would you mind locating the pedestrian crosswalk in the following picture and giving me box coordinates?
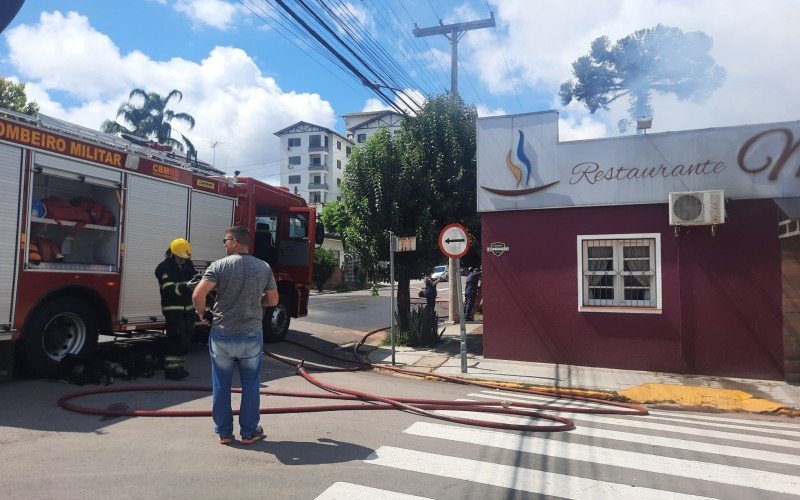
[314,389,800,499]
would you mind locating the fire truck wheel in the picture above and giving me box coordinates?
[23,297,98,377]
[264,297,290,343]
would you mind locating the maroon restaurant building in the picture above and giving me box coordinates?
[476,111,800,381]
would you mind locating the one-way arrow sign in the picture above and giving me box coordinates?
[438,223,470,259]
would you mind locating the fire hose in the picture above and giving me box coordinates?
[58,327,649,432]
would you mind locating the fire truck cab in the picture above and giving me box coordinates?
[0,109,318,378]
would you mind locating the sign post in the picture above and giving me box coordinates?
[389,234,416,365]
[438,223,471,373]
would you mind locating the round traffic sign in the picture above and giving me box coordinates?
[438,223,471,259]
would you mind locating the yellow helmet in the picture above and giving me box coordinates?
[169,238,191,259]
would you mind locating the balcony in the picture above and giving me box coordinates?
[308,144,330,152]
[308,163,328,172]
[308,182,329,190]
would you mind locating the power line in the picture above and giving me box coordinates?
[362,0,443,95]
[269,0,411,114]
[294,0,420,113]
[485,2,523,112]
[396,1,451,94]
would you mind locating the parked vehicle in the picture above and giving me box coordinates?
[431,265,448,282]
[0,109,322,378]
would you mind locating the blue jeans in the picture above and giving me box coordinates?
[209,330,264,439]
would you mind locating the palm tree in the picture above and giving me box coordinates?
[101,89,196,153]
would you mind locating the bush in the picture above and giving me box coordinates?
[393,305,441,347]
[313,247,338,292]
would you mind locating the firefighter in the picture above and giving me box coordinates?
[155,238,199,380]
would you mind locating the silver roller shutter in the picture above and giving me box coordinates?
[0,144,22,327]
[35,153,122,186]
[189,190,235,267]
[120,175,190,323]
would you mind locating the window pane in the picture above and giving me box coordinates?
[623,245,650,272]
[586,245,613,271]
[588,274,614,300]
[624,275,651,301]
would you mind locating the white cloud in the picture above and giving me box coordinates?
[466,0,800,135]
[173,0,246,31]
[475,104,506,117]
[3,11,335,181]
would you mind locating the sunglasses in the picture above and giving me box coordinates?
[222,237,236,244]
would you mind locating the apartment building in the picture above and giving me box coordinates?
[343,110,403,144]
[274,121,353,206]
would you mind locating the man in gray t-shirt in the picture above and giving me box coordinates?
[192,226,278,445]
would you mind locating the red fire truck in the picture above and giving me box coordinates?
[0,109,321,378]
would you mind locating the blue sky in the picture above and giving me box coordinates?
[2,1,799,182]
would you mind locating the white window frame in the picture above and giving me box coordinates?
[576,233,662,314]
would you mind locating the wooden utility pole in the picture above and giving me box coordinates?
[414,14,495,322]
[413,14,496,96]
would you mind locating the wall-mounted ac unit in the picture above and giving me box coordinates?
[668,190,725,226]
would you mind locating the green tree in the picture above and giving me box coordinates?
[0,78,39,115]
[312,247,338,292]
[101,89,196,152]
[559,24,726,132]
[341,93,478,331]
[319,200,349,237]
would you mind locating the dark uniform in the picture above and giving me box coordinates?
[424,277,439,310]
[464,267,482,321]
[155,252,198,379]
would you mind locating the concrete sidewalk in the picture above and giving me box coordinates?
[367,322,800,413]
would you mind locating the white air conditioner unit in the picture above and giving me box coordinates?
[669,190,725,226]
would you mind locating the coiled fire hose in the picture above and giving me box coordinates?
[58,327,648,431]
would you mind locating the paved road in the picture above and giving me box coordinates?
[0,287,797,499]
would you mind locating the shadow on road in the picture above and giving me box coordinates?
[243,437,374,465]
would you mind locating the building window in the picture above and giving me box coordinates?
[337,140,342,150]
[288,137,301,147]
[312,175,321,183]
[337,196,341,201]
[346,146,351,157]
[288,175,301,184]
[577,234,661,312]
[288,156,301,165]
[311,156,322,166]
[309,192,321,204]
[310,135,321,147]
[336,160,341,169]
[336,178,341,186]
[357,133,367,143]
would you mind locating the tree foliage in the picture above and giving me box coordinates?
[312,247,338,292]
[101,89,196,152]
[0,78,39,115]
[559,24,726,132]
[319,200,349,237]
[341,93,478,329]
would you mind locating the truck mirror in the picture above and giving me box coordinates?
[315,220,325,246]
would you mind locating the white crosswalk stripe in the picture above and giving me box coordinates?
[365,446,714,500]
[330,390,800,499]
[467,392,797,447]
[403,421,800,495]
[444,404,800,467]
[315,482,433,500]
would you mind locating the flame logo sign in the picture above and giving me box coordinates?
[482,129,558,196]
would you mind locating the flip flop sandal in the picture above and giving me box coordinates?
[218,435,234,445]
[241,427,265,445]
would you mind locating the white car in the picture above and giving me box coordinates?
[431,265,448,282]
